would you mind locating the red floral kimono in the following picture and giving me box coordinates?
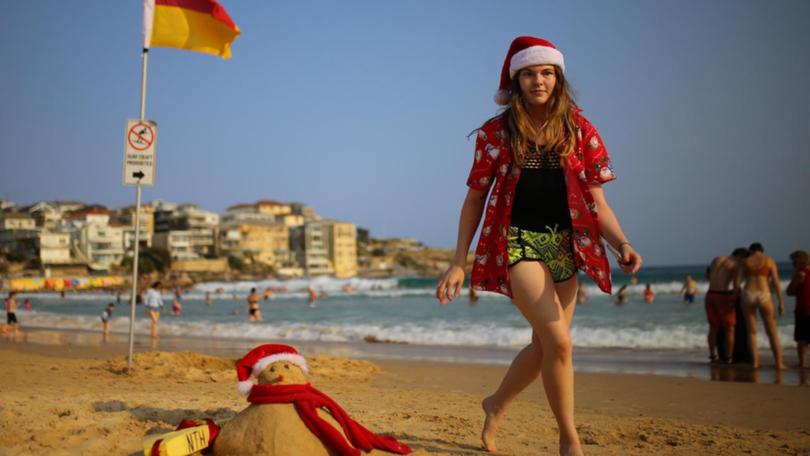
[467,109,616,297]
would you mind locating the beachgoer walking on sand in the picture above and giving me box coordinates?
[247,287,262,321]
[681,275,698,303]
[787,250,810,368]
[435,36,642,455]
[705,248,747,364]
[143,281,164,339]
[741,243,785,369]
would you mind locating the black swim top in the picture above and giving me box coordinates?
[510,145,572,232]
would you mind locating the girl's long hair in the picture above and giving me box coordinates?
[502,66,578,167]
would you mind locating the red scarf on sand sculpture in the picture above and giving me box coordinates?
[248,383,412,456]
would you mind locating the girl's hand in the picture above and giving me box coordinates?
[619,244,642,275]
[436,265,465,305]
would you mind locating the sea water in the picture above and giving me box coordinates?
[9,265,802,381]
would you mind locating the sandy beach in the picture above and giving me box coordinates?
[0,333,808,456]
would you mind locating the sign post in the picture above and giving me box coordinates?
[124,49,156,372]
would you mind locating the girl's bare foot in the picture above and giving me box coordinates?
[560,441,584,456]
[481,396,502,452]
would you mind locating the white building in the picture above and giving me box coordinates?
[62,209,125,270]
[0,213,37,231]
[153,204,218,258]
[79,223,125,269]
[152,230,197,260]
[37,232,71,264]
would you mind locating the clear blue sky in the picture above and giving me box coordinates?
[1,1,809,266]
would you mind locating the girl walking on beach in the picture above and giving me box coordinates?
[436,36,642,455]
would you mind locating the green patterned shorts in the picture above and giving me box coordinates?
[507,225,577,282]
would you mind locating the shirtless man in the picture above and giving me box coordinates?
[705,248,747,363]
[741,243,785,369]
[5,291,19,334]
[681,275,699,303]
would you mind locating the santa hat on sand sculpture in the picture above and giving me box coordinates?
[236,344,309,395]
[222,343,412,456]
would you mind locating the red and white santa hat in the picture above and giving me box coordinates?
[494,36,565,106]
[235,344,309,395]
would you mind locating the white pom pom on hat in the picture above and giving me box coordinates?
[493,36,565,105]
[235,344,309,395]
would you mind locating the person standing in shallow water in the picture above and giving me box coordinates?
[643,283,655,304]
[143,281,164,339]
[786,250,810,369]
[705,248,748,364]
[741,242,785,369]
[246,287,261,321]
[681,275,698,303]
[436,36,642,455]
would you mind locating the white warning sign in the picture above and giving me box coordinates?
[123,119,157,186]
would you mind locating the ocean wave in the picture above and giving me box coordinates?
[10,275,793,302]
[194,277,399,293]
[20,311,797,351]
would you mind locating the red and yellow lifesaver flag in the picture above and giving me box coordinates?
[143,0,240,59]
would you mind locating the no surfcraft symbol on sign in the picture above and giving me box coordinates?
[128,123,154,151]
[123,119,157,187]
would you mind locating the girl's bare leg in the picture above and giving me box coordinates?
[482,274,577,451]
[742,304,759,368]
[482,335,542,452]
[759,304,786,369]
[508,262,581,455]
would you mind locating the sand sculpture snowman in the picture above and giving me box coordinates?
[214,344,412,456]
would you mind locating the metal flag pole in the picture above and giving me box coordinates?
[127,48,149,372]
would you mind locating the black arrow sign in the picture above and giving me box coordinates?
[132,171,145,180]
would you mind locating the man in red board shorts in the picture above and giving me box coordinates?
[705,248,748,363]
